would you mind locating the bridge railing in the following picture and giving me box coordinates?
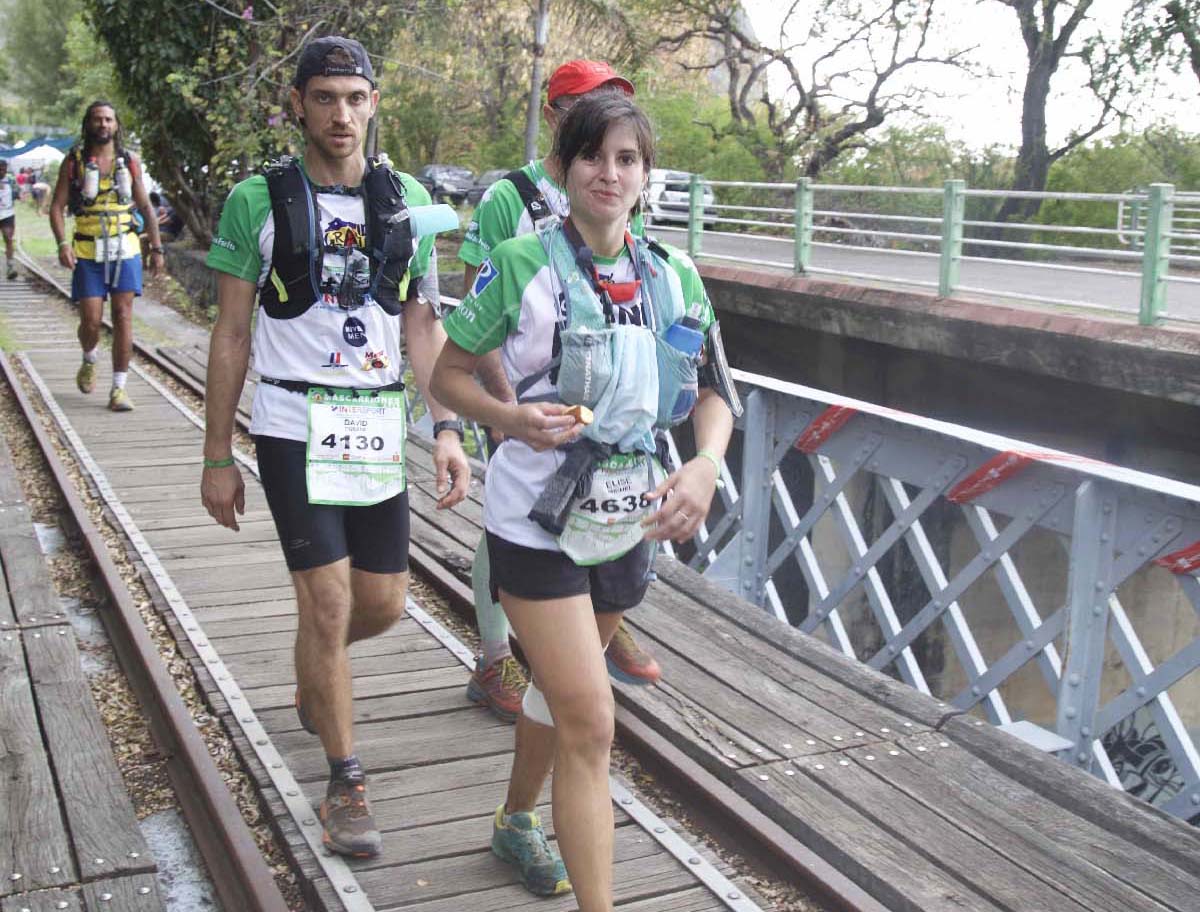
[405,356,1200,822]
[643,175,1197,327]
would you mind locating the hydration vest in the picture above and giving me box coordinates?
[505,168,556,229]
[260,156,414,320]
[517,219,699,456]
[66,145,137,241]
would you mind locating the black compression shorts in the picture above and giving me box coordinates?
[254,435,410,574]
[486,530,652,613]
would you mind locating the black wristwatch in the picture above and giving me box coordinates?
[433,419,465,441]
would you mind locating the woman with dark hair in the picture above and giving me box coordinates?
[432,93,737,910]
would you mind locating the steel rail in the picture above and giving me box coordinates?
[0,348,289,912]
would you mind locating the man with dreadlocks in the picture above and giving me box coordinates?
[50,100,163,412]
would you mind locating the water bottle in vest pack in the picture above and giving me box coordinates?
[82,157,100,204]
[114,157,132,204]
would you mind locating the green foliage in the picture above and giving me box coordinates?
[1035,126,1200,248]
[56,12,123,121]
[6,0,76,113]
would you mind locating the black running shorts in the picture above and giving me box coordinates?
[486,530,652,613]
[254,435,410,574]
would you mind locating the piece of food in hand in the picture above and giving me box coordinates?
[565,404,594,425]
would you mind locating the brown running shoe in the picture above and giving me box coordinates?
[466,654,527,722]
[605,620,661,685]
[320,778,382,858]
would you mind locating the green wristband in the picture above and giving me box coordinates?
[204,456,235,469]
[696,449,724,487]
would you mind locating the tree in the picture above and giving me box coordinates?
[84,0,409,244]
[5,0,76,115]
[1121,0,1200,89]
[988,0,1118,224]
[652,0,972,180]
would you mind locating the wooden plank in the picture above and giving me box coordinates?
[23,625,153,883]
[79,873,164,911]
[790,749,1097,912]
[0,525,62,626]
[212,614,427,652]
[0,633,76,895]
[159,546,286,573]
[634,579,926,743]
[150,521,280,549]
[744,757,1004,912]
[187,598,296,625]
[654,557,957,728]
[243,664,466,711]
[2,888,82,911]
[257,684,466,734]
[931,724,1200,907]
[225,641,459,690]
[939,718,1200,900]
[858,733,1191,912]
[170,562,293,593]
[372,841,698,912]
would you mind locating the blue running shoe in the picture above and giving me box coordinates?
[490,804,571,896]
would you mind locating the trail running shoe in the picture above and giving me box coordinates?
[466,654,527,722]
[605,620,661,686]
[320,778,382,858]
[295,688,317,735]
[491,804,571,896]
[108,388,134,412]
[76,361,96,394]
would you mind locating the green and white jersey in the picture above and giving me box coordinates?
[0,175,15,219]
[458,159,643,267]
[444,233,714,549]
[206,165,435,443]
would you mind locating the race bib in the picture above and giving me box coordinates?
[0,184,12,212]
[305,388,407,505]
[92,233,125,263]
[558,453,663,566]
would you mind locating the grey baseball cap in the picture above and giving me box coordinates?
[293,36,375,89]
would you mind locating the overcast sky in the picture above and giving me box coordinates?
[741,0,1200,150]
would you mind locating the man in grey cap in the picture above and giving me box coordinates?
[201,36,469,858]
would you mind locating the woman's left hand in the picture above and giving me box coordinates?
[640,456,720,542]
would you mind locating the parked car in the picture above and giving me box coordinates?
[467,169,509,206]
[414,164,475,205]
[645,169,717,228]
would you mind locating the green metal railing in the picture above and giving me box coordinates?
[644,176,1193,327]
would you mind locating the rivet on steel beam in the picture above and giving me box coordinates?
[839,760,849,766]
[57,903,70,910]
[1136,686,1146,697]
[1069,674,1081,687]
[785,769,795,776]
[974,721,984,727]
[971,687,980,696]
[138,887,151,895]
[832,735,843,742]
[1100,534,1110,543]
[51,865,62,872]
[864,755,875,761]
[1065,708,1077,719]
[745,532,755,542]
[654,826,666,833]
[917,746,928,752]
[815,764,826,770]
[806,739,816,746]
[99,894,112,902]
[1025,640,1034,650]
[743,556,754,566]
[880,727,891,734]
[94,858,104,865]
[688,857,701,865]
[903,722,913,728]
[303,818,316,826]
[621,797,633,805]
[782,742,792,749]
[127,853,138,859]
[58,629,66,635]
[242,716,254,723]
[286,789,299,797]
[889,750,900,756]
[1081,727,1091,737]
[728,891,742,900]
[753,747,763,754]
[939,741,949,748]
[10,872,21,881]
[887,645,896,655]
[1077,752,1088,763]
[344,885,358,893]
[1191,794,1200,806]
[1092,606,1104,617]
[758,774,769,781]
[256,739,267,746]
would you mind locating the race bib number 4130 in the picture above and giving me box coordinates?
[305,388,407,505]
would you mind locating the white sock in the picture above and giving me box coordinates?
[112,372,127,390]
[83,348,99,364]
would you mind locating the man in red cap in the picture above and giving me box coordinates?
[458,62,662,728]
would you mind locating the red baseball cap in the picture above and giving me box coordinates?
[547,60,634,104]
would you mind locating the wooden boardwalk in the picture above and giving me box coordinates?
[3,270,1200,911]
[0,282,163,912]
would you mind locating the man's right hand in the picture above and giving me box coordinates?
[501,402,585,452]
[201,464,245,531]
[57,245,76,269]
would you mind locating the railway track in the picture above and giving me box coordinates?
[7,246,881,912]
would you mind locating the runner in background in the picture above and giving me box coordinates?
[0,159,16,280]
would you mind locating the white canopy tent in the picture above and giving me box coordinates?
[2,144,66,170]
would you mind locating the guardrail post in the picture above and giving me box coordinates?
[687,173,703,259]
[736,388,775,608]
[794,177,813,275]
[1056,479,1117,774]
[939,179,966,297]
[1138,182,1174,326]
